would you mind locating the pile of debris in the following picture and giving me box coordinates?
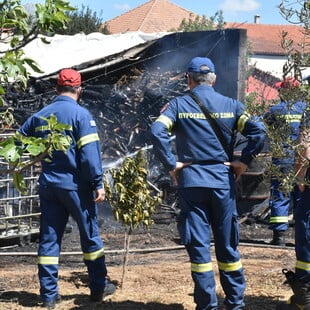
[4,67,187,163]
[4,65,271,218]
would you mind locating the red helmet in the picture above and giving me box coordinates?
[274,77,300,89]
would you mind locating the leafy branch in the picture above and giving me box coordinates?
[0,114,72,194]
[172,11,225,32]
[0,0,75,107]
[0,1,76,193]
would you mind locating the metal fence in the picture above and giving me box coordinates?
[0,135,271,247]
[0,134,40,246]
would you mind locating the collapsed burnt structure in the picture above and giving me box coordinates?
[0,29,271,245]
[11,29,248,158]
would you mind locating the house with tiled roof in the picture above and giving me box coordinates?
[225,21,310,100]
[103,0,309,101]
[103,0,195,34]
[225,22,310,78]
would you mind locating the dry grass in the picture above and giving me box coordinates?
[0,245,295,309]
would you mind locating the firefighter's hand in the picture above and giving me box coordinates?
[94,188,106,202]
[169,161,191,186]
[224,160,248,181]
[298,184,306,192]
[296,177,306,192]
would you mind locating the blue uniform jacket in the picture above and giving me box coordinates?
[18,95,103,191]
[151,85,266,189]
[264,100,306,166]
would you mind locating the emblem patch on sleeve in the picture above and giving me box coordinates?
[90,120,96,127]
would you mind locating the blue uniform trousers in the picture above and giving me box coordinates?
[294,186,310,283]
[177,187,245,310]
[269,166,301,232]
[38,185,107,302]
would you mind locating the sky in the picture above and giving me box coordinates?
[23,0,297,25]
[61,0,293,25]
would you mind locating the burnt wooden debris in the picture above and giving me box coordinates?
[1,67,187,224]
[3,67,187,161]
[1,65,272,225]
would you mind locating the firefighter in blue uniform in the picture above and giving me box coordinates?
[17,68,115,308]
[264,77,306,246]
[276,106,310,309]
[151,57,266,310]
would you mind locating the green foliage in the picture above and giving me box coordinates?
[33,0,75,35]
[278,0,309,85]
[245,85,309,194]
[0,50,43,95]
[104,149,162,287]
[104,150,162,230]
[56,4,105,35]
[0,0,75,107]
[0,0,29,36]
[244,91,274,116]
[100,23,111,35]
[279,0,310,27]
[173,10,225,32]
[244,1,310,195]
[0,108,15,129]
[0,115,72,194]
[0,1,75,193]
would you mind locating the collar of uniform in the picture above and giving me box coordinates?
[191,84,214,94]
[55,95,78,104]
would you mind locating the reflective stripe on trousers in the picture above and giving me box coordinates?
[38,185,107,301]
[178,187,245,310]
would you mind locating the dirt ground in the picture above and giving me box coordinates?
[0,215,297,310]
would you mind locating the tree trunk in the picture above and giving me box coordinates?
[120,226,133,288]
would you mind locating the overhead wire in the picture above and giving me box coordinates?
[12,29,227,105]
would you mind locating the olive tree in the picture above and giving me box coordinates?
[277,0,310,190]
[56,4,108,35]
[173,10,225,32]
[245,0,309,193]
[104,149,162,287]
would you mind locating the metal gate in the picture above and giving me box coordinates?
[0,134,40,247]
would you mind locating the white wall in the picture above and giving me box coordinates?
[249,55,310,79]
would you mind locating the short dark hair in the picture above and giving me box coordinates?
[56,84,80,94]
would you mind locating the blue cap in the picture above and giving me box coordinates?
[187,57,215,74]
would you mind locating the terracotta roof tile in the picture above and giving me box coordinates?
[104,0,195,34]
[101,0,310,102]
[104,1,309,57]
[225,23,309,55]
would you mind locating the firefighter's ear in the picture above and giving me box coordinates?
[77,86,83,96]
[211,74,217,86]
[187,74,194,89]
